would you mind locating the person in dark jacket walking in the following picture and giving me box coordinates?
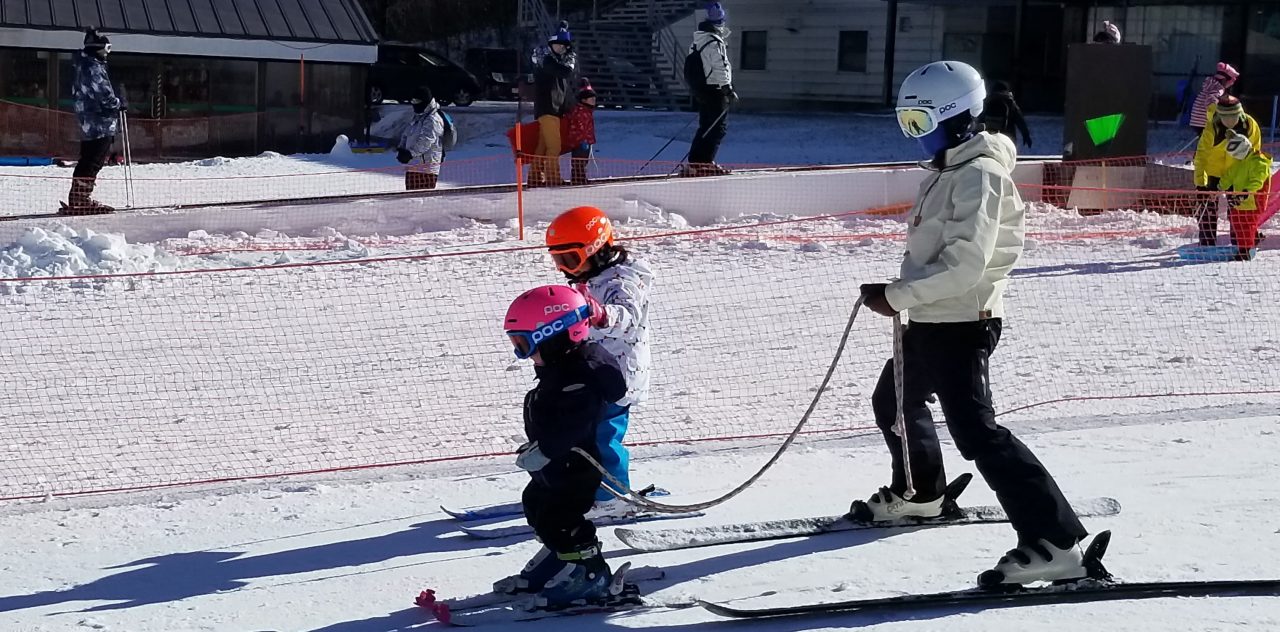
[494,285,628,608]
[529,22,578,187]
[685,3,735,177]
[64,28,122,215]
[979,81,1032,149]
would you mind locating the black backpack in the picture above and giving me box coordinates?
[683,40,716,90]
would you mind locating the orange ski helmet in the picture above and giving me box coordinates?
[545,206,614,276]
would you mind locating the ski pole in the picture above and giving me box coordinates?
[122,110,135,208]
[634,116,696,176]
[127,111,135,207]
[667,101,732,177]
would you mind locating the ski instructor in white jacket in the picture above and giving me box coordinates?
[854,61,1089,588]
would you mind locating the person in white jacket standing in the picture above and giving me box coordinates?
[545,206,654,513]
[855,61,1088,588]
[684,2,736,177]
[396,88,444,190]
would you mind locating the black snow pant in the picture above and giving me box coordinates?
[1196,176,1222,246]
[570,145,591,185]
[523,459,601,554]
[688,90,729,165]
[69,135,115,202]
[871,320,1087,548]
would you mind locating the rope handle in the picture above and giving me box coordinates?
[892,312,914,500]
[570,295,867,514]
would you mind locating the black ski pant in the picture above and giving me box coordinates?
[523,459,600,555]
[73,136,115,180]
[689,90,729,165]
[871,320,1087,548]
[1196,176,1222,246]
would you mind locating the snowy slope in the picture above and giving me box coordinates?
[0,211,1277,630]
[0,108,1276,632]
[1,413,1276,631]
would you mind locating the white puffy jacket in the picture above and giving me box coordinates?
[583,254,654,406]
[692,29,732,88]
[884,132,1025,323]
[399,101,444,175]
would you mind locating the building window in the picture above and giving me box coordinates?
[740,31,767,71]
[0,49,51,105]
[838,31,869,72]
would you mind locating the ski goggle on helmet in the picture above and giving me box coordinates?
[895,61,986,139]
[546,206,614,277]
[504,285,592,359]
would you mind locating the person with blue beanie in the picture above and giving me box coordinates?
[684,3,736,177]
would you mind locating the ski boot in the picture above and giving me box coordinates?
[588,498,637,520]
[61,179,115,216]
[589,484,662,519]
[977,536,1091,588]
[492,545,566,595]
[535,541,612,609]
[59,199,115,216]
[848,474,970,523]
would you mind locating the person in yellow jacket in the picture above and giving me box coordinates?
[1217,133,1275,260]
[1193,95,1261,245]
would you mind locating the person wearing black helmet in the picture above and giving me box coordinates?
[980,81,1033,149]
[396,87,446,190]
[529,22,578,187]
[64,28,122,215]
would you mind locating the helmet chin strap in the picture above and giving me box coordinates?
[918,116,976,161]
[917,127,952,157]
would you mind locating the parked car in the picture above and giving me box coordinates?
[465,48,532,101]
[367,44,482,106]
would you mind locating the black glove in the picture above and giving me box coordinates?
[860,283,898,317]
[723,85,739,103]
[1023,137,1033,149]
[396,148,412,164]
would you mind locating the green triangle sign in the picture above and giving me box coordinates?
[1085,113,1125,146]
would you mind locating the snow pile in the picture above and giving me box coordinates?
[0,225,181,281]
[330,134,354,158]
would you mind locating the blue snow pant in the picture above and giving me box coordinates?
[594,403,631,502]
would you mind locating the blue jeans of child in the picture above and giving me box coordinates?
[595,403,631,502]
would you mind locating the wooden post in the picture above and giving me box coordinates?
[883,0,899,106]
[298,54,306,153]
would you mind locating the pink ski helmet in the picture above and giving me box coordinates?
[504,285,592,359]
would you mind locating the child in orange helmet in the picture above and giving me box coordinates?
[545,206,655,513]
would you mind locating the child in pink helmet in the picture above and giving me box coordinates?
[495,285,628,608]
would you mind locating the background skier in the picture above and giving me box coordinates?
[528,22,578,187]
[396,87,445,190]
[1193,95,1261,247]
[65,27,122,215]
[979,81,1032,149]
[1189,62,1239,138]
[685,2,735,177]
